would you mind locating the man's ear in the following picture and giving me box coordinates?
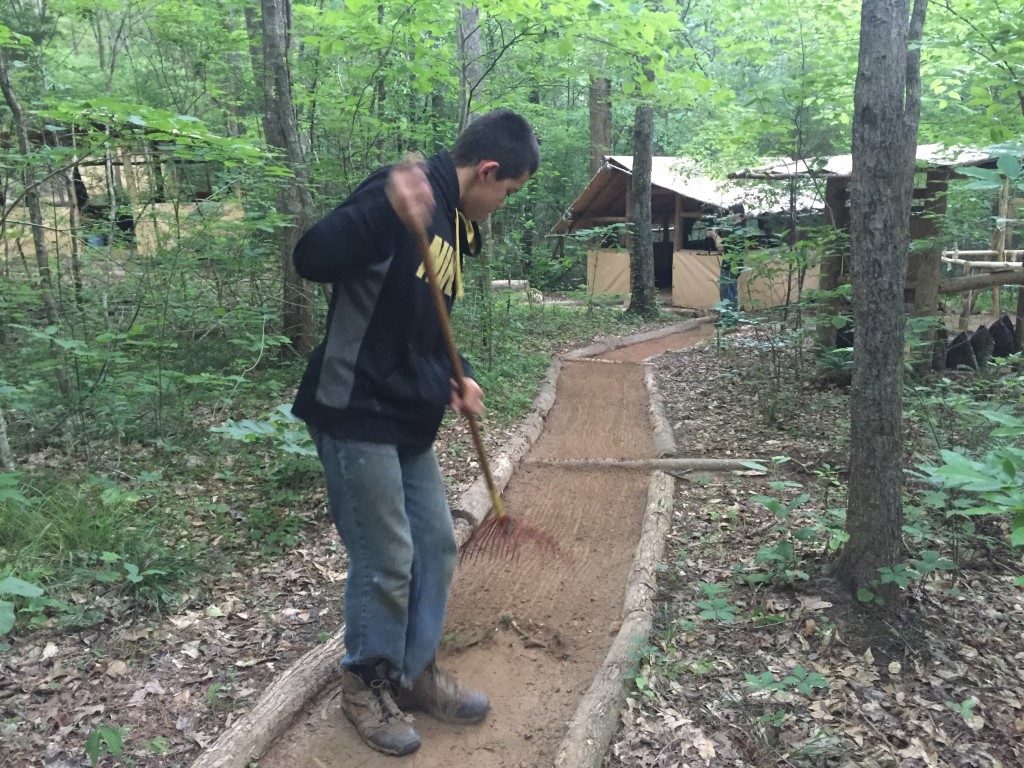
[477,160,500,179]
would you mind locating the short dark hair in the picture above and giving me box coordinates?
[452,109,540,180]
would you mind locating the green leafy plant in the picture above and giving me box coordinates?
[957,150,1023,193]
[244,507,304,555]
[878,563,916,589]
[746,665,829,696]
[145,736,170,755]
[747,482,814,584]
[945,697,983,729]
[857,548,957,605]
[213,404,318,458]
[0,576,44,635]
[918,410,1024,548]
[696,581,737,622]
[1,476,195,622]
[85,725,126,767]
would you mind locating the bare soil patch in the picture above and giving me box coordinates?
[529,360,656,461]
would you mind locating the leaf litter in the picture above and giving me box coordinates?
[607,330,1024,768]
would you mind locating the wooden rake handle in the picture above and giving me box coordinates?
[409,224,507,519]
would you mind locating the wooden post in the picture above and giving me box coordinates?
[908,169,948,312]
[959,271,973,331]
[673,194,684,250]
[993,179,1010,316]
[623,184,632,250]
[908,169,950,370]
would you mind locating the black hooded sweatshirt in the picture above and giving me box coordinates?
[291,150,479,448]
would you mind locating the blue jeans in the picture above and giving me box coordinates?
[314,433,457,687]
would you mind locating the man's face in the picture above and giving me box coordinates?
[461,164,530,220]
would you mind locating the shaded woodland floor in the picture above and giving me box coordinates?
[607,329,1024,768]
[5,317,1023,768]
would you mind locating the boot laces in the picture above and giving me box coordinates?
[370,679,405,723]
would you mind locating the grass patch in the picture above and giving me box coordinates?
[0,471,199,627]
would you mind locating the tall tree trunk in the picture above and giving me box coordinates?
[588,77,612,177]
[457,6,483,131]
[838,0,927,602]
[626,103,657,318]
[64,167,85,309]
[0,48,71,398]
[255,0,316,355]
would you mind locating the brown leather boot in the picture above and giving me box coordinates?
[396,663,490,725]
[340,668,421,755]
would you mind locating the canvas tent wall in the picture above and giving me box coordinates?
[561,155,821,309]
[588,248,819,310]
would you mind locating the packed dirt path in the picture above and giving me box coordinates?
[259,326,709,768]
[599,324,715,363]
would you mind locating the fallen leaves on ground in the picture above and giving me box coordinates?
[607,330,1024,768]
[0,405,507,767]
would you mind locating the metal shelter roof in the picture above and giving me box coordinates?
[729,144,997,180]
[552,155,822,235]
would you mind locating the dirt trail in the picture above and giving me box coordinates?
[259,328,707,768]
[599,325,715,363]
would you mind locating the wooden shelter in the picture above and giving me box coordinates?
[552,156,822,310]
[730,144,1007,323]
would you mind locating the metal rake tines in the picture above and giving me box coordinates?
[459,515,562,563]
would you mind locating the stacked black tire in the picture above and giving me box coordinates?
[935,315,1021,371]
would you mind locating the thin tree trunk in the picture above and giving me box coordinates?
[0,48,72,398]
[457,6,483,131]
[63,168,84,309]
[0,404,12,470]
[371,3,387,158]
[589,77,612,177]
[838,0,927,602]
[518,90,541,278]
[92,12,107,74]
[626,103,656,318]
[303,0,326,149]
[255,0,316,355]
[457,2,492,331]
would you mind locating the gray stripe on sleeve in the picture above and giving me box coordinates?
[315,257,391,409]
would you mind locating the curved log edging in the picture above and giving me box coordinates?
[644,361,677,457]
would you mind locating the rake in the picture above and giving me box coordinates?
[409,222,558,562]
